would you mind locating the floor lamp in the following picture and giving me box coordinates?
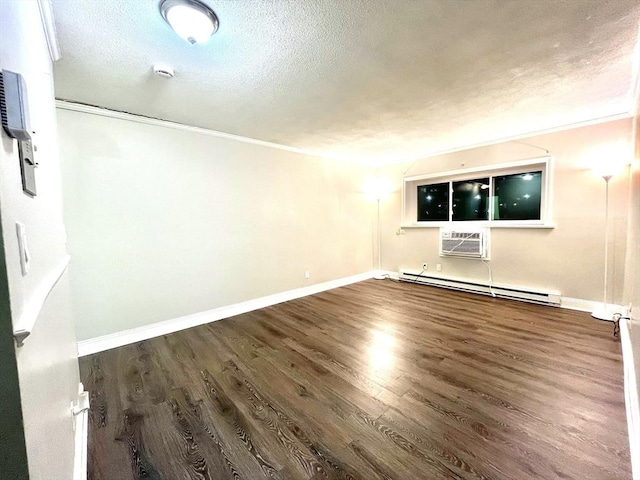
[591,172,614,321]
[591,160,624,322]
[366,177,391,281]
[373,196,385,280]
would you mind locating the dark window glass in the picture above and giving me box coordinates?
[493,171,542,220]
[417,183,449,221]
[452,178,489,221]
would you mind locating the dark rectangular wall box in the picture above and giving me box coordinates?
[0,70,31,141]
[0,70,37,196]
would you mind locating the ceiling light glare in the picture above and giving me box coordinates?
[160,0,219,45]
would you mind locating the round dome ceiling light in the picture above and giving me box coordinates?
[160,0,219,45]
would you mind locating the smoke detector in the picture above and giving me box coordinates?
[153,63,174,79]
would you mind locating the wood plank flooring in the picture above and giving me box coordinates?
[80,280,631,479]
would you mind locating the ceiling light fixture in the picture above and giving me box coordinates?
[160,0,219,45]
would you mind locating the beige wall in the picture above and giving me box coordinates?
[57,109,374,341]
[378,118,633,304]
[0,1,80,478]
[626,100,640,319]
[58,113,634,344]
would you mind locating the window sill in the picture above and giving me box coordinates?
[400,222,556,229]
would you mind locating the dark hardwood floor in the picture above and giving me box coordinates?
[80,280,631,479]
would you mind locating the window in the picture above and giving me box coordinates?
[493,171,541,221]
[402,157,551,228]
[417,182,448,221]
[452,177,490,221]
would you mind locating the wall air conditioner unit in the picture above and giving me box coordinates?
[439,228,488,259]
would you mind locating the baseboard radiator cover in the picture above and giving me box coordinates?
[398,270,561,306]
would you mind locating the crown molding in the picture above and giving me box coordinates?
[37,0,61,62]
[54,100,355,163]
[56,100,633,168]
[383,111,634,169]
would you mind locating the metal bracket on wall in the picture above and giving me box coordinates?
[18,139,37,196]
[12,255,70,347]
[13,329,30,348]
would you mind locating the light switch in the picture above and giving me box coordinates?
[16,222,30,275]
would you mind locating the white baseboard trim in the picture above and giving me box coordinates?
[76,270,624,356]
[378,270,400,280]
[560,297,627,316]
[558,297,598,312]
[72,383,89,480]
[77,271,375,356]
[620,319,640,480]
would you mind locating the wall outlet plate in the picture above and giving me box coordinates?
[18,140,36,196]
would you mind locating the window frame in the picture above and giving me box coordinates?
[402,156,553,229]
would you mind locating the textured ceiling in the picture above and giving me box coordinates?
[51,0,640,163]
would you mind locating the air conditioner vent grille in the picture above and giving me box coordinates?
[442,239,482,255]
[449,232,480,240]
[0,71,7,132]
[439,228,488,259]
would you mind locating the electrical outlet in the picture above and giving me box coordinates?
[396,228,406,235]
[436,263,442,272]
[422,262,428,270]
[304,271,310,279]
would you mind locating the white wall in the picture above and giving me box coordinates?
[0,1,80,478]
[378,118,633,304]
[626,94,640,319]
[622,81,640,480]
[57,109,374,341]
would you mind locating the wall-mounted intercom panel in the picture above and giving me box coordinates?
[0,69,37,196]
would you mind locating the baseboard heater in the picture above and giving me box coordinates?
[399,271,561,306]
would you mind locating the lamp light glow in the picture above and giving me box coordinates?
[160,0,219,44]
[363,176,393,201]
[591,161,626,180]
[587,142,631,180]
[368,326,396,374]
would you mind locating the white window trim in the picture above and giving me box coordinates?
[402,156,554,228]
